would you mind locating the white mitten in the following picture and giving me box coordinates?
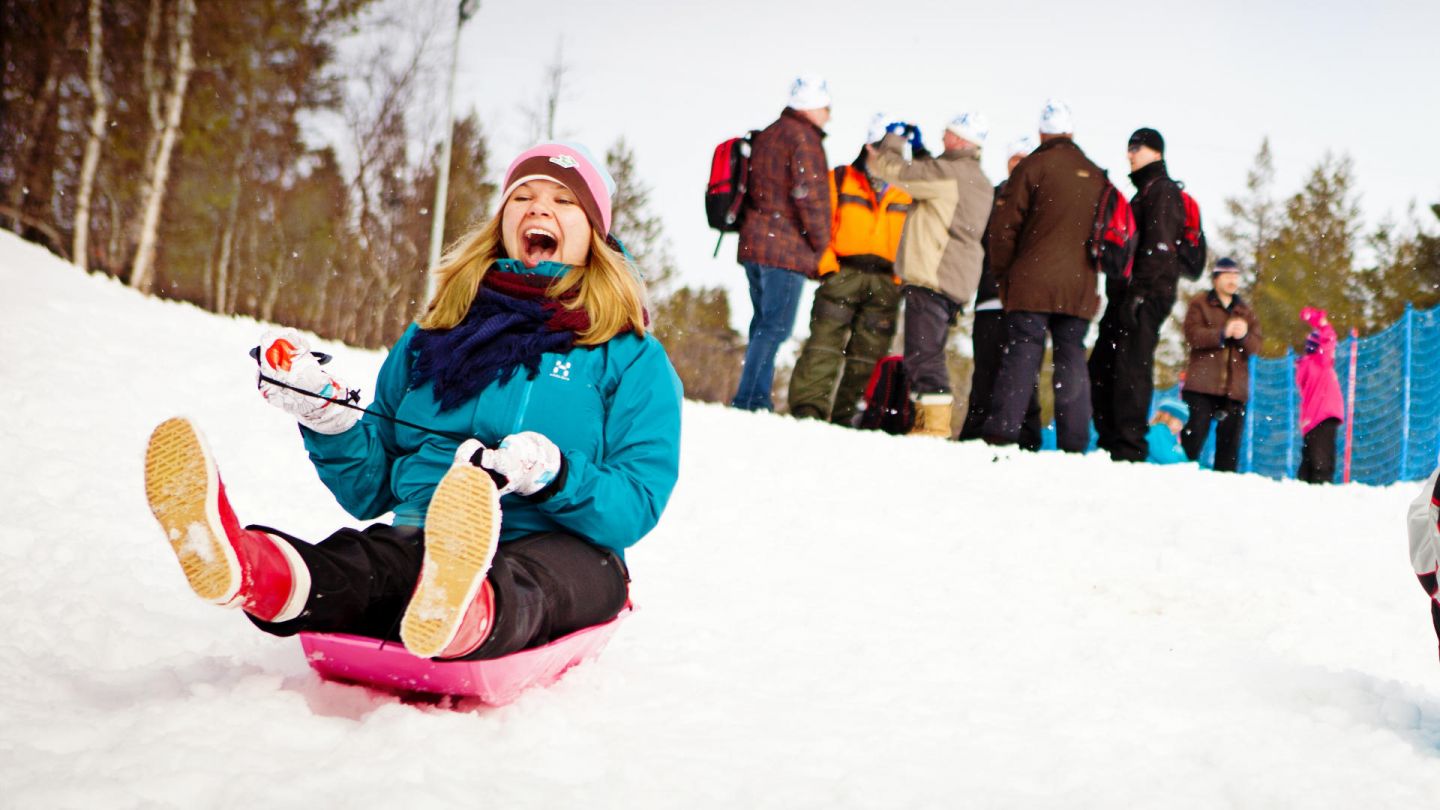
[459,432,563,497]
[255,328,360,435]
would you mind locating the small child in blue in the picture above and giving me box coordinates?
[1146,398,1190,465]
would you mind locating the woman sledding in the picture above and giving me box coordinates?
[144,142,682,661]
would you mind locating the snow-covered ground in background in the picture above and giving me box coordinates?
[2,230,1439,808]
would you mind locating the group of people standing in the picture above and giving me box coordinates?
[727,75,1345,482]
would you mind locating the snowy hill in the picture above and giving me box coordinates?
[2,230,1438,808]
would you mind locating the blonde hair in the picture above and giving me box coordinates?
[420,218,647,345]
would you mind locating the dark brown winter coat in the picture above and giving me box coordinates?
[1181,290,1264,401]
[984,136,1107,319]
[738,108,831,277]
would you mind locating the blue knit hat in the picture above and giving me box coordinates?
[1156,398,1190,423]
[1213,257,1241,275]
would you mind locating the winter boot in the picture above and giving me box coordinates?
[399,454,501,659]
[144,417,311,623]
[909,393,954,439]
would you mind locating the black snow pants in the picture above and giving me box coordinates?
[984,311,1092,452]
[1180,391,1246,472]
[959,309,1041,449]
[1298,417,1341,484]
[1090,285,1168,463]
[248,524,629,660]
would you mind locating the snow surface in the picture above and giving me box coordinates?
[2,230,1439,808]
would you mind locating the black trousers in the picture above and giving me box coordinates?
[1181,391,1246,472]
[1090,288,1168,462]
[983,311,1092,452]
[249,524,629,660]
[1298,417,1341,484]
[903,286,961,395]
[959,309,1041,450]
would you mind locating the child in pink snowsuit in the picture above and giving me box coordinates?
[1295,306,1344,483]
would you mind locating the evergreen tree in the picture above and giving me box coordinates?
[1366,203,1440,323]
[605,137,674,291]
[1418,204,1440,304]
[0,1,84,257]
[1219,137,1279,293]
[601,136,742,401]
[437,113,496,247]
[651,287,744,403]
[1250,153,1364,355]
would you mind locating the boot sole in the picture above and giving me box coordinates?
[400,464,501,658]
[144,417,241,605]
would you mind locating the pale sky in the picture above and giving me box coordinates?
[439,0,1439,320]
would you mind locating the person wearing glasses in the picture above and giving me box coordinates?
[1090,127,1187,464]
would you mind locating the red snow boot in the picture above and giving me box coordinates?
[144,417,311,623]
[400,456,501,659]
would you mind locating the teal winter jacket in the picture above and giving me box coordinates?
[300,286,682,556]
[1145,422,1188,465]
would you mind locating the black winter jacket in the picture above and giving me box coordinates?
[974,182,1005,307]
[1128,160,1186,302]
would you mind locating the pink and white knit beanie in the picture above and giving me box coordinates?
[501,141,616,235]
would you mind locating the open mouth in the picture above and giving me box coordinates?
[519,228,559,267]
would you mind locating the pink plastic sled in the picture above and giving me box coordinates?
[299,609,629,705]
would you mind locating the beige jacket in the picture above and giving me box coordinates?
[867,133,992,305]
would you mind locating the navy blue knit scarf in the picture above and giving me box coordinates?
[409,260,585,412]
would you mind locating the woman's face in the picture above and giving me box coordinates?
[501,179,592,268]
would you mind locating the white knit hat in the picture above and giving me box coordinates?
[946,111,989,146]
[866,113,891,145]
[787,74,831,111]
[1038,98,1074,134]
[1006,135,1038,158]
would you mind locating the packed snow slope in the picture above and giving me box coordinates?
[2,230,1439,809]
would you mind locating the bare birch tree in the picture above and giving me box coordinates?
[130,0,196,293]
[72,0,107,271]
[326,0,447,344]
[209,92,255,313]
[128,0,164,248]
[521,41,569,143]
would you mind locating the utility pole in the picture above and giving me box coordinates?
[426,0,480,306]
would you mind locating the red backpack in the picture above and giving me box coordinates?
[855,355,914,434]
[1088,179,1138,280]
[705,132,758,255]
[1176,185,1207,279]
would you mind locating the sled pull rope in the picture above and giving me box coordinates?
[249,348,479,446]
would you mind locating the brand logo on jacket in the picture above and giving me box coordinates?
[550,359,571,381]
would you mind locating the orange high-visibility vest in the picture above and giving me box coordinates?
[818,165,912,277]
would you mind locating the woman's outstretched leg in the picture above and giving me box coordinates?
[144,417,310,623]
[399,452,501,659]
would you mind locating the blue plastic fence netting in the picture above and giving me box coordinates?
[1153,303,1440,485]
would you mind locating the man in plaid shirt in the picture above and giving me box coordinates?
[732,74,832,412]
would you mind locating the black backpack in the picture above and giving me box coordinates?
[1138,176,1207,280]
[855,355,914,434]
